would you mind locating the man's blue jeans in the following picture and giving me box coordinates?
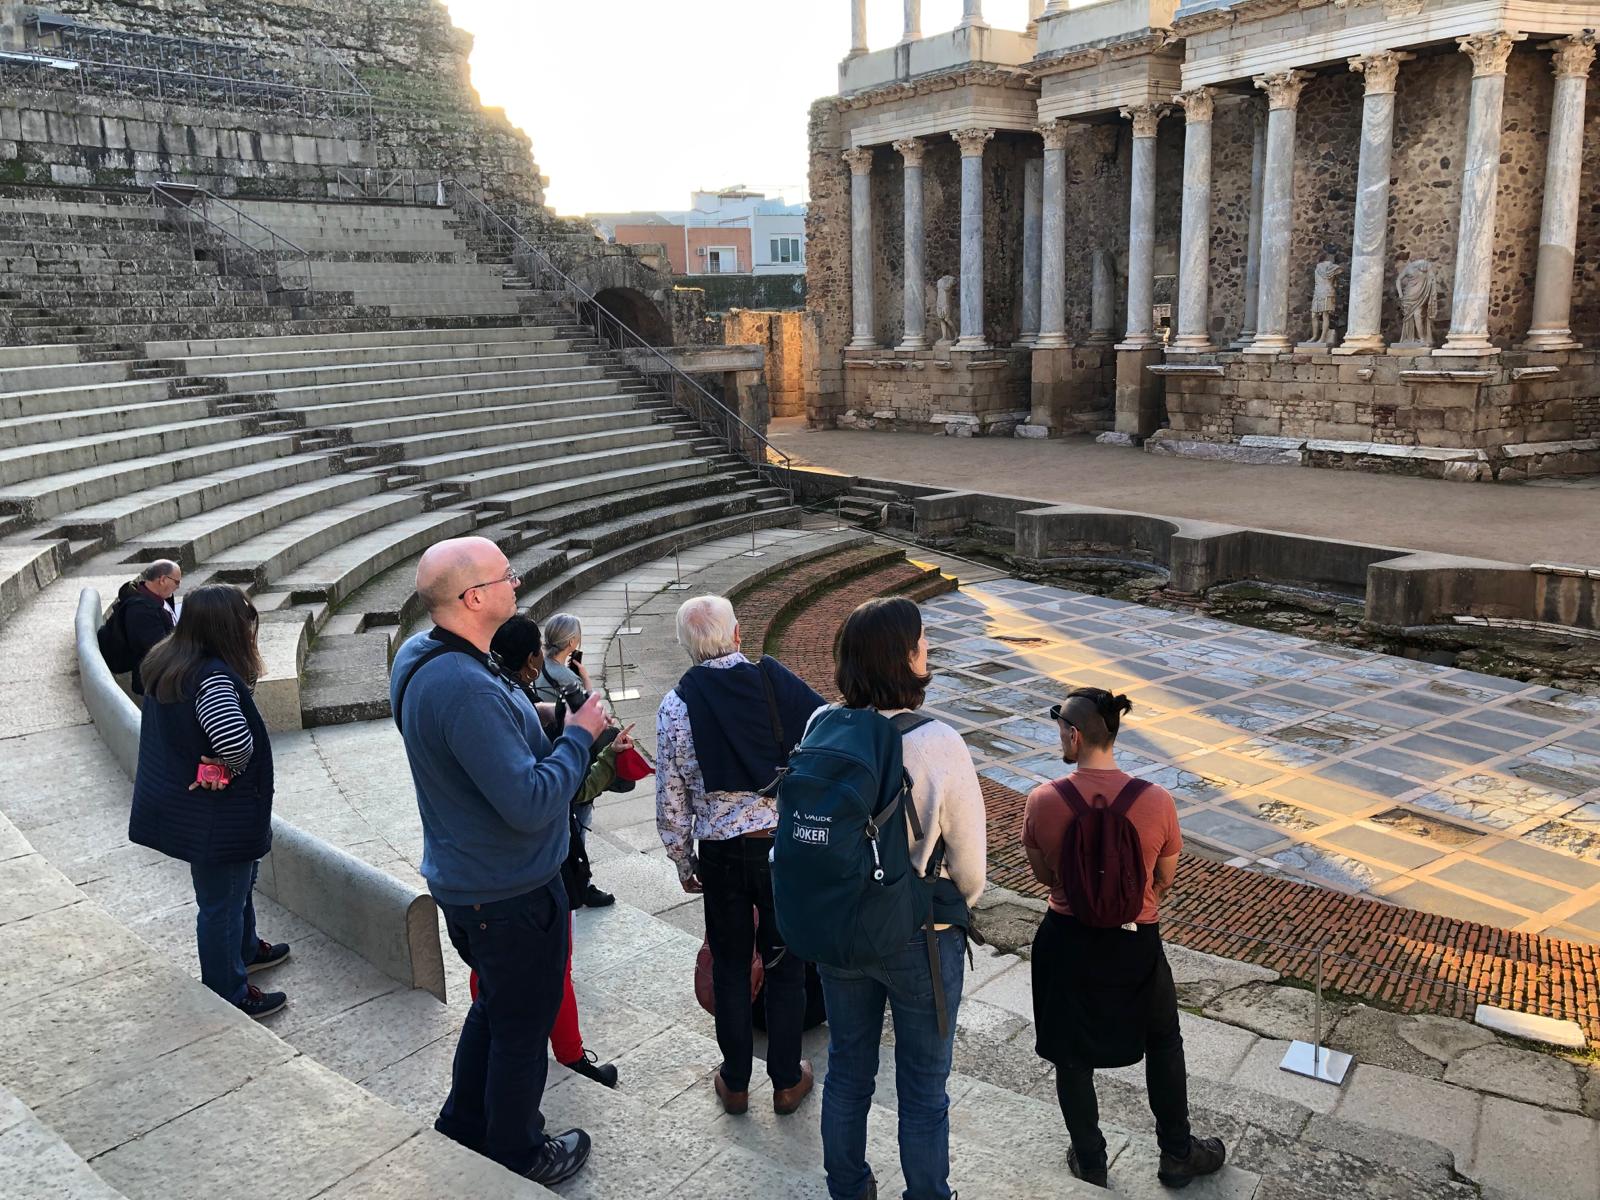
[189,858,259,1005]
[435,880,569,1175]
[819,926,967,1200]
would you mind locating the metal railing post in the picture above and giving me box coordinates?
[667,547,691,592]
[608,629,640,702]
[619,582,641,637]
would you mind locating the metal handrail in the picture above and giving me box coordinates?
[437,177,794,504]
[149,182,314,302]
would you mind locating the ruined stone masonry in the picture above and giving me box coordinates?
[807,0,1600,481]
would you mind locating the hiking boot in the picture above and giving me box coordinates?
[1068,1147,1109,1188]
[562,1049,619,1089]
[524,1128,591,1187]
[247,938,290,973]
[236,985,286,1019]
[580,883,615,908]
[773,1060,814,1115]
[1157,1136,1226,1189]
[714,1071,749,1115]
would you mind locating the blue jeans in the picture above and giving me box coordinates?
[435,880,569,1175]
[190,859,259,1005]
[819,926,967,1200]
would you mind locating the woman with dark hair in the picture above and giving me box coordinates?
[487,614,623,1088]
[128,584,288,1019]
[817,596,986,1200]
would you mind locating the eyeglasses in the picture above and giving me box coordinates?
[1048,705,1079,736]
[458,565,522,602]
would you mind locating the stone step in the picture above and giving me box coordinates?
[324,392,640,445]
[126,472,389,568]
[0,377,174,420]
[475,458,715,523]
[144,323,543,359]
[232,361,608,410]
[279,377,628,430]
[0,356,132,395]
[0,394,222,450]
[0,413,258,487]
[0,1080,131,1199]
[0,537,67,627]
[402,422,680,483]
[163,331,567,376]
[299,630,396,727]
[349,408,653,465]
[204,492,430,589]
[0,344,80,370]
[208,348,598,395]
[434,441,705,505]
[273,506,478,607]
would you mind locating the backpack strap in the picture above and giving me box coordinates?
[1051,777,1092,818]
[888,710,953,1038]
[391,644,453,735]
[756,658,789,765]
[1110,778,1152,816]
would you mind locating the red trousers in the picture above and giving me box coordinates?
[468,912,583,1064]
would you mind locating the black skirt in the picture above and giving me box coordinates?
[1031,910,1169,1070]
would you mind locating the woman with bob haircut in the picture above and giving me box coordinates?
[815,595,986,1200]
[128,583,289,1019]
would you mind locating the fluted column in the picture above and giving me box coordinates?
[1171,87,1215,352]
[1018,157,1043,346]
[1117,104,1165,349]
[902,0,922,42]
[1441,33,1522,355]
[844,147,877,350]
[958,0,988,29]
[1036,120,1070,349]
[849,0,869,58]
[1236,103,1266,345]
[1338,51,1409,354]
[894,138,928,351]
[1522,33,1596,351]
[1246,70,1310,354]
[952,127,994,350]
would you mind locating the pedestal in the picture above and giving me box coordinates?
[1114,346,1166,439]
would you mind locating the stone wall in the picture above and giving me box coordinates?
[841,349,1032,435]
[725,309,805,419]
[804,98,850,425]
[1064,123,1131,341]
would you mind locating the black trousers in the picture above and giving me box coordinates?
[699,835,805,1092]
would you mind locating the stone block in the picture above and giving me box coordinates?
[1331,1063,1480,1169]
[1444,1043,1584,1111]
[1468,1096,1600,1200]
[1396,1014,1497,1066]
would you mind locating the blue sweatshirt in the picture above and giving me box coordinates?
[391,629,595,906]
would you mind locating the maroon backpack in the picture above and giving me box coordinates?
[1053,777,1151,928]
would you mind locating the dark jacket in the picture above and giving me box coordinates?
[676,655,824,794]
[129,657,274,864]
[116,580,175,697]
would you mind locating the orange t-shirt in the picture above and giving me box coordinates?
[1021,768,1182,925]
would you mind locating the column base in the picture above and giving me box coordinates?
[1519,329,1582,352]
[1013,335,1039,350]
[1435,336,1500,358]
[1333,336,1385,355]
[846,337,880,351]
[1168,337,1217,354]
[1114,336,1161,352]
[1085,331,1115,347]
[1294,340,1339,353]
[896,336,929,352]
[952,336,990,351]
[1387,341,1435,355]
[1242,334,1292,356]
[1032,332,1070,350]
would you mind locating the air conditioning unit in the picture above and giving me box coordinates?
[695,247,706,256]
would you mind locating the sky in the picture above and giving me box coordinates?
[440,0,1036,217]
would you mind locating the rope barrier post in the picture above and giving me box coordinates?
[742,518,765,559]
[831,494,847,532]
[666,546,691,591]
[607,629,640,702]
[1280,937,1352,1086]
[618,581,641,637]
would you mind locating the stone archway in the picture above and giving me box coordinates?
[592,286,672,346]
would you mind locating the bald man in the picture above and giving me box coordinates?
[391,536,607,1186]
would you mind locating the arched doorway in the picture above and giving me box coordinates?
[592,287,672,346]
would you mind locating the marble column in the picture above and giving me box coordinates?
[894,138,928,351]
[1171,87,1215,352]
[1018,157,1043,346]
[1117,104,1165,349]
[1236,103,1266,345]
[844,146,877,350]
[1036,120,1071,349]
[1246,70,1310,354]
[902,0,921,42]
[958,0,988,29]
[848,0,869,58]
[1441,32,1522,355]
[1338,51,1409,354]
[952,127,994,350]
[1522,33,1596,351]
[1027,0,1046,33]
[1089,248,1115,343]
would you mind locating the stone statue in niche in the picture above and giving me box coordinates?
[932,275,958,346]
[1394,252,1442,348]
[1307,252,1344,346]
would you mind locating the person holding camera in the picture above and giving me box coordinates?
[392,537,608,1187]
[128,583,290,1020]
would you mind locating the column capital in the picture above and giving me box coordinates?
[952,127,995,157]
[1036,119,1071,151]
[892,137,926,167]
[1120,103,1168,137]
[1549,32,1597,79]
[842,146,874,176]
[1254,69,1312,110]
[1458,31,1524,78]
[1175,87,1214,123]
[1348,50,1413,94]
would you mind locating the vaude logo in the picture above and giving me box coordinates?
[792,824,829,846]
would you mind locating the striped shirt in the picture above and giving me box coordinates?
[195,673,254,773]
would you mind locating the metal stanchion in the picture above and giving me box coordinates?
[741,519,765,559]
[666,546,691,591]
[618,581,641,636]
[1280,939,1353,1085]
[830,494,848,532]
[606,630,640,702]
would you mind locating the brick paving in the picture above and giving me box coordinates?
[772,576,1600,1038]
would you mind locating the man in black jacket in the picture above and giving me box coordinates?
[117,560,181,695]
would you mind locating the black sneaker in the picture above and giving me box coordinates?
[524,1128,591,1186]
[248,938,290,973]
[1068,1147,1109,1188]
[1157,1136,1226,1189]
[562,1049,619,1088]
[237,984,286,1019]
[581,883,615,908]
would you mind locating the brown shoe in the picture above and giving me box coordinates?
[773,1060,814,1116]
[714,1071,749,1115]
